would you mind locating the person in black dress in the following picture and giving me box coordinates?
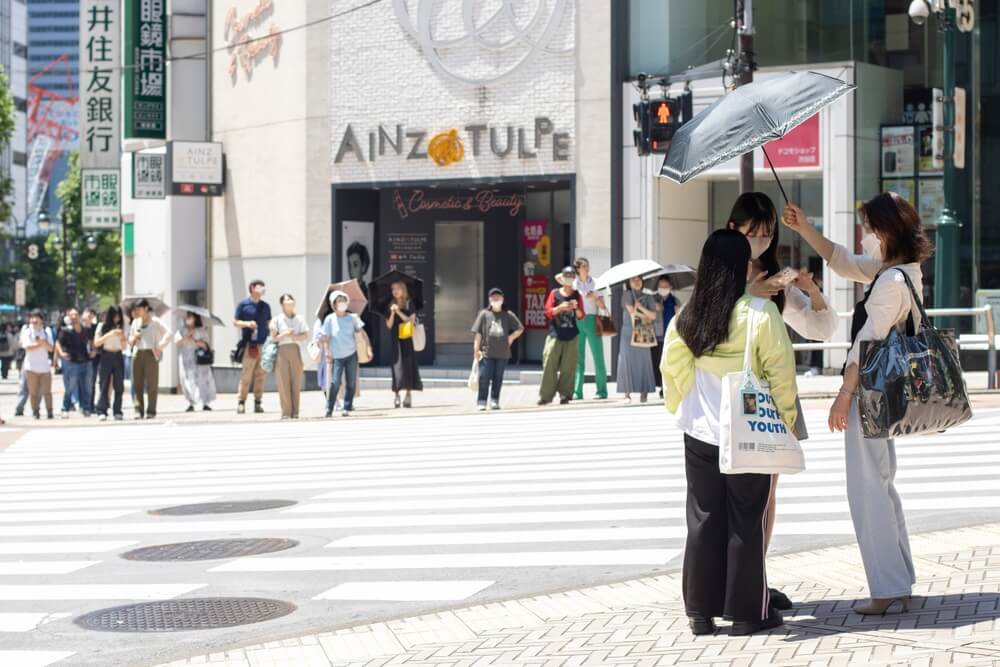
[385,280,423,407]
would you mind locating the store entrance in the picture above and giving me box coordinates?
[434,221,483,364]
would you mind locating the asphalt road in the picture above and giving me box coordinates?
[1,403,999,667]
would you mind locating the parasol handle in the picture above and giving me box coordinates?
[761,147,789,204]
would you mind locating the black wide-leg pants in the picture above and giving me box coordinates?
[682,433,773,622]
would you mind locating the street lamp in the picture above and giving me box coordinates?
[37,210,50,233]
[908,0,962,314]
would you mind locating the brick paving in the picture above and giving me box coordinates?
[156,523,1000,667]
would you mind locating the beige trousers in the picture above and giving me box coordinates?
[26,370,52,415]
[275,344,303,418]
[238,348,265,401]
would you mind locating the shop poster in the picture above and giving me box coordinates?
[880,126,915,178]
[522,275,549,330]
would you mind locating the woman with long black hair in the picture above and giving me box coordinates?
[661,229,798,636]
[93,306,127,421]
[725,191,839,610]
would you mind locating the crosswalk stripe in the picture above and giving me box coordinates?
[0,497,218,512]
[313,581,495,602]
[0,561,99,576]
[0,509,138,523]
[287,492,683,513]
[210,549,682,572]
[0,651,75,667]
[0,541,137,555]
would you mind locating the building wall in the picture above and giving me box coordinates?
[11,0,27,226]
[330,0,576,186]
[209,0,331,360]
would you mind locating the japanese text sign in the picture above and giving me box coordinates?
[79,0,121,169]
[124,0,167,139]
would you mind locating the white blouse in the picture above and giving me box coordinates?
[828,244,923,367]
[782,284,839,342]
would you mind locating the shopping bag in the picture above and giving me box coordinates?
[858,269,972,439]
[398,321,414,340]
[260,338,279,373]
[630,316,657,348]
[467,359,480,391]
[355,327,373,364]
[306,340,322,363]
[413,321,427,352]
[595,308,617,337]
[719,298,805,475]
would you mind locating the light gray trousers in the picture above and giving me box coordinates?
[845,401,916,598]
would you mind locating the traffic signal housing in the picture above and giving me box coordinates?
[633,93,689,156]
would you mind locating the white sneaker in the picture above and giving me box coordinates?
[490,401,500,410]
[477,404,487,412]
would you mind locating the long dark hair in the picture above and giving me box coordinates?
[185,312,204,328]
[676,229,751,357]
[727,192,785,312]
[102,305,124,332]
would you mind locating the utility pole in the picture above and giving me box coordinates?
[934,3,960,316]
[735,0,755,194]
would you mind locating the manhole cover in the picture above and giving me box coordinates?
[74,597,296,632]
[121,538,299,562]
[149,500,297,516]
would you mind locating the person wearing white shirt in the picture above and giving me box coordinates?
[571,258,608,400]
[127,299,172,419]
[20,310,54,419]
[783,192,932,616]
[269,294,309,419]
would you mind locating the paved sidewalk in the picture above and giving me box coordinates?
[155,523,1000,667]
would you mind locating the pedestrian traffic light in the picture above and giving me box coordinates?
[633,96,686,156]
[648,98,680,154]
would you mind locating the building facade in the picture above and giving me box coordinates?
[26,0,79,231]
[1,0,27,229]
[618,0,1000,369]
[209,0,613,370]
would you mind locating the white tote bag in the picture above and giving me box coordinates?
[467,359,480,391]
[719,298,805,475]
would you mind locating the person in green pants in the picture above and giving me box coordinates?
[572,258,608,400]
[538,266,585,405]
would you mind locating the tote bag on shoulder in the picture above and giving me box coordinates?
[719,298,805,475]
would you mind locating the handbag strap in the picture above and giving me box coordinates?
[742,298,767,372]
[892,268,927,337]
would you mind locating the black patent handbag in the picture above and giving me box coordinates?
[858,269,972,439]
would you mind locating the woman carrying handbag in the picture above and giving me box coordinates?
[617,275,657,403]
[783,192,933,615]
[661,230,798,636]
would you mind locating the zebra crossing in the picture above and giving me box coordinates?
[0,405,997,666]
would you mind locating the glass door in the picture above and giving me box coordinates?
[434,221,483,360]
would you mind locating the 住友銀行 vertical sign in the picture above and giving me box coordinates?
[79,0,121,169]
[124,0,167,139]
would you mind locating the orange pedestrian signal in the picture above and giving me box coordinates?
[656,102,671,125]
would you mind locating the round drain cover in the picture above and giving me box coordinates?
[75,597,296,632]
[122,538,299,562]
[149,500,297,516]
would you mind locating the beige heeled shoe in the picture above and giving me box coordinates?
[853,596,911,615]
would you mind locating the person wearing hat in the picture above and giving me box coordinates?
[471,288,525,411]
[539,266,586,405]
[322,290,364,417]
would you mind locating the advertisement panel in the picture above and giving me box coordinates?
[522,275,549,330]
[124,0,167,139]
[79,0,121,169]
[81,168,121,230]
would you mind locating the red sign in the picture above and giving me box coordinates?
[522,219,546,248]
[522,275,549,330]
[764,113,820,169]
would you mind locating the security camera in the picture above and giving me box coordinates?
[908,0,931,26]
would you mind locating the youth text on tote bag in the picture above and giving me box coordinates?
[719,298,805,475]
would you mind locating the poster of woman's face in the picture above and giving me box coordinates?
[342,221,374,286]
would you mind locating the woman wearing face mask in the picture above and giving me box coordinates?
[661,229,797,636]
[725,191,839,611]
[651,276,681,397]
[269,294,310,420]
[386,281,422,408]
[174,311,216,413]
[471,288,525,411]
[617,275,658,403]
[322,290,365,418]
[783,192,932,615]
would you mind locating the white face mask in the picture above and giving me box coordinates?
[335,301,348,314]
[748,237,770,260]
[490,300,503,311]
[861,232,883,260]
[657,287,671,297]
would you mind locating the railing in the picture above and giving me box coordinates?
[790,304,996,390]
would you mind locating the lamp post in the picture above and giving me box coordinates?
[908,0,962,314]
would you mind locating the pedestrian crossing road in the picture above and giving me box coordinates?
[1,405,998,666]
